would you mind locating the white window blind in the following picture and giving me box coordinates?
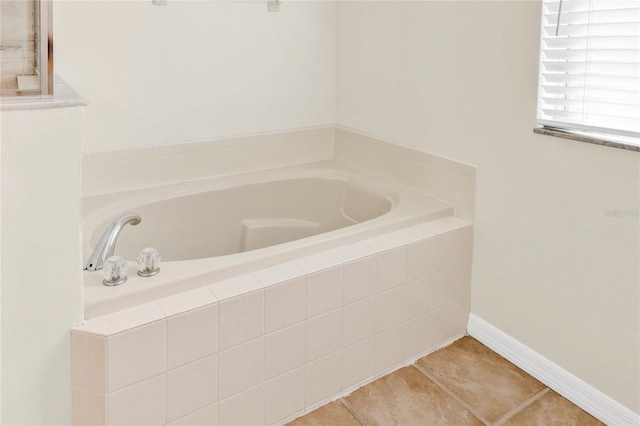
[537,0,640,141]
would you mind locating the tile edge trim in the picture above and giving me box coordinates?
[467,313,640,426]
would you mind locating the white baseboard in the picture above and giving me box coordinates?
[467,313,639,426]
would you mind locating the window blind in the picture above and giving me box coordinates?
[537,0,640,140]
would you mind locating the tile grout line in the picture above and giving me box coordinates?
[412,364,492,426]
[493,387,551,426]
[339,397,368,426]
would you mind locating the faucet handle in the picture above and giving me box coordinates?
[137,247,161,277]
[103,255,128,286]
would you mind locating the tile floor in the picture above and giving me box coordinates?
[287,336,604,426]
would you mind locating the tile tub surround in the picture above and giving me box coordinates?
[82,126,476,221]
[71,216,473,426]
[82,127,336,197]
[333,126,476,221]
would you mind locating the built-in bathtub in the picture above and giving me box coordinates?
[74,155,474,426]
[82,163,453,318]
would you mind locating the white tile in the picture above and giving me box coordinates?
[342,255,379,305]
[106,374,165,426]
[107,320,166,392]
[210,273,263,301]
[166,355,218,422]
[421,216,472,235]
[294,251,342,274]
[253,262,304,287]
[218,384,264,426]
[71,332,88,390]
[329,242,375,263]
[167,304,218,370]
[87,334,107,394]
[306,267,343,318]
[391,224,436,244]
[218,290,264,350]
[306,309,342,362]
[264,277,305,333]
[72,318,111,336]
[363,234,405,252]
[374,323,409,375]
[342,337,375,392]
[405,262,472,319]
[100,301,165,335]
[408,226,473,280]
[405,314,435,360]
[405,298,469,359]
[159,287,218,317]
[168,403,217,426]
[265,323,305,380]
[375,285,410,332]
[434,225,474,267]
[72,388,106,426]
[376,245,408,292]
[342,298,376,347]
[264,368,305,426]
[304,352,342,409]
[407,237,439,281]
[218,337,264,400]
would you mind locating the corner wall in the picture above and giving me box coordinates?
[1,106,84,425]
[336,0,640,414]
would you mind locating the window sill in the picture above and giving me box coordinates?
[534,127,639,153]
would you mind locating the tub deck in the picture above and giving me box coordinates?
[82,162,453,318]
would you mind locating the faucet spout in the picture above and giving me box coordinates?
[84,213,142,271]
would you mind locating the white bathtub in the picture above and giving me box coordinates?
[82,163,453,318]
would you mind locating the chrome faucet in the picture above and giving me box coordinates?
[84,213,141,271]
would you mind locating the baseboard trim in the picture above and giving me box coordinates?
[467,313,639,426]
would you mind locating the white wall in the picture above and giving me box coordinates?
[337,0,640,414]
[1,106,84,425]
[55,0,336,153]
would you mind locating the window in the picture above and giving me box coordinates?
[536,0,640,148]
[0,0,53,97]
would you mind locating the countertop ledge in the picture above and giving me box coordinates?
[1,75,88,111]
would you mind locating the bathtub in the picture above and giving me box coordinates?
[82,163,453,318]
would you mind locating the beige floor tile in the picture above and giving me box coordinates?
[287,401,361,426]
[416,336,546,423]
[345,366,482,426]
[503,390,605,426]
